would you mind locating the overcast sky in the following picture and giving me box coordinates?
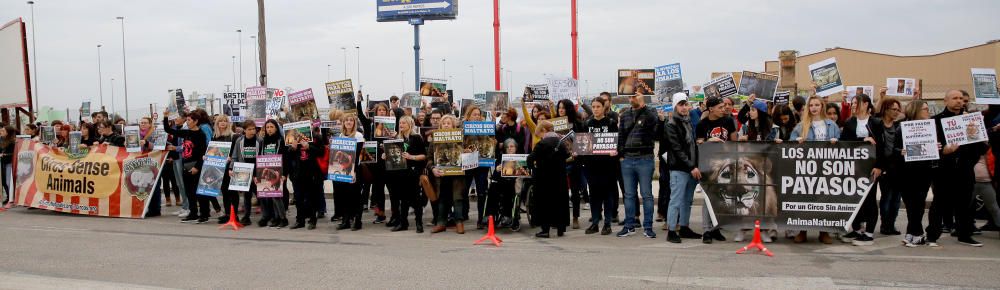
[2,0,999,116]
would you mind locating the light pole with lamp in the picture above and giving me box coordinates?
[27,1,39,117]
[97,44,104,111]
[115,16,129,122]
[237,29,243,89]
[340,47,347,79]
[355,46,360,89]
[469,65,475,94]
[250,34,259,85]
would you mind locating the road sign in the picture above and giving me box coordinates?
[376,0,458,22]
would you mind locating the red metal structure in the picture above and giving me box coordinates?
[571,0,578,80]
[493,0,501,90]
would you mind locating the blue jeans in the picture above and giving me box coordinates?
[878,172,902,230]
[668,170,697,230]
[621,156,655,229]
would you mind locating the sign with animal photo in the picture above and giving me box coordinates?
[288,88,320,126]
[360,141,378,164]
[223,92,247,122]
[901,119,939,162]
[525,84,549,101]
[254,154,284,198]
[485,91,509,112]
[886,78,916,97]
[325,79,357,113]
[617,69,655,96]
[736,71,779,101]
[196,156,228,197]
[572,132,618,155]
[168,88,186,118]
[229,162,254,192]
[124,126,141,153]
[703,73,738,99]
[373,116,397,139]
[328,137,358,183]
[654,63,683,104]
[206,141,232,158]
[282,121,313,145]
[699,142,874,232]
[382,139,407,171]
[463,121,496,167]
[400,91,422,108]
[845,86,874,103]
[808,57,844,97]
[432,128,464,176]
[500,154,530,177]
[971,68,999,104]
[246,86,268,127]
[940,112,988,146]
[419,78,448,98]
[12,140,169,218]
[152,126,168,151]
[550,116,571,134]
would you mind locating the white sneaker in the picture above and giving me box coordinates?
[734,230,747,242]
[176,209,190,217]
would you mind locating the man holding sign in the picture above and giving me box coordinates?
[930,90,989,247]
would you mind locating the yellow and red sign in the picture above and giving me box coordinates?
[13,139,167,218]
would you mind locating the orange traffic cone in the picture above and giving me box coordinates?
[474,215,503,247]
[736,220,773,257]
[219,205,243,231]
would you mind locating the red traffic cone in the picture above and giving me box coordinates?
[219,205,243,231]
[736,220,773,257]
[474,215,503,247]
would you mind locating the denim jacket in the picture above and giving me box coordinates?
[789,119,841,141]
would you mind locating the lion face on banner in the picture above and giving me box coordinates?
[705,156,776,217]
[17,151,35,184]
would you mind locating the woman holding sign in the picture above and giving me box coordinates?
[162,109,212,224]
[462,106,492,230]
[789,96,841,244]
[527,120,570,238]
[557,99,588,230]
[386,116,428,233]
[839,94,883,246]
[356,93,392,226]
[580,98,619,235]
[256,119,289,229]
[429,115,469,234]
[334,113,366,231]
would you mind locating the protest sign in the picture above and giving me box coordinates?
[773,91,791,106]
[246,86,268,126]
[703,73,738,99]
[206,141,232,158]
[152,126,167,151]
[168,89,186,118]
[68,131,82,155]
[400,91,422,108]
[548,77,578,102]
[736,71,779,101]
[500,154,530,177]
[325,79,357,113]
[265,96,284,122]
[550,116,571,134]
[461,152,478,171]
[283,121,313,145]
[808,57,844,97]
[196,156,227,197]
[885,78,916,97]
[463,121,496,167]
[420,78,448,98]
[485,91,509,112]
[382,139,407,171]
[81,101,92,122]
[572,132,618,155]
[845,86,874,103]
[320,120,342,139]
[124,126,141,153]
[359,141,378,164]
[940,112,988,146]
[971,68,999,104]
[689,86,706,102]
[618,69,655,96]
[433,128,464,176]
[901,119,939,162]
[373,116,397,139]
[654,63,683,104]
[699,142,874,231]
[254,154,283,197]
[288,88,320,126]
[41,126,55,145]
[229,162,254,191]
[328,137,357,183]
[13,140,168,218]
[525,84,550,102]
[223,92,246,122]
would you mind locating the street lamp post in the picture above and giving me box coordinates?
[442,58,446,79]
[327,64,331,81]
[340,47,347,79]
[232,56,237,90]
[355,46,360,89]
[469,65,475,94]
[250,35,259,85]
[97,44,104,111]
[27,1,38,117]
[116,16,129,122]
[110,78,116,116]
[237,29,243,89]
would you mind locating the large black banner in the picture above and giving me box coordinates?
[698,142,875,232]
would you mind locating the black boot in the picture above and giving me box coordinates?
[307,218,317,230]
[290,220,306,230]
[257,218,270,228]
[336,219,351,230]
[391,222,409,232]
[352,213,362,231]
[667,231,682,243]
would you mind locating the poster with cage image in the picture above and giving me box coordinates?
[246,86,268,127]
[68,131,82,155]
[654,63,683,104]
[703,73,738,99]
[326,79,357,113]
[328,137,358,183]
[196,156,228,197]
[485,91,509,112]
[288,88,320,126]
[617,69,655,96]
[124,126,141,153]
[971,68,999,104]
[282,121,314,145]
[808,57,844,97]
[432,128,464,176]
[152,126,167,150]
[360,141,378,164]
[228,162,254,191]
[206,141,232,158]
[736,71,779,101]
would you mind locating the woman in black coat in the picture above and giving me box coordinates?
[527,120,570,238]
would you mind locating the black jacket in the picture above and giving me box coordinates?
[617,105,659,157]
[933,109,989,170]
[664,114,696,172]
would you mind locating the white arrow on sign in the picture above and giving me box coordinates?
[378,1,451,12]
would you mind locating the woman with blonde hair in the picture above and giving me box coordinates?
[211,115,238,224]
[788,96,841,244]
[334,113,366,230]
[385,115,428,232]
[429,114,469,234]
